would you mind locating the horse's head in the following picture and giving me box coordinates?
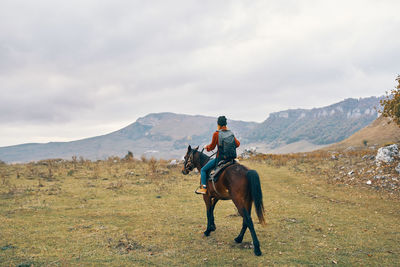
[182,145,199,175]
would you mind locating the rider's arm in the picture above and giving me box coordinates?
[206,131,219,151]
[235,138,240,148]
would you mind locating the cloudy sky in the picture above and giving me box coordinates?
[1,0,399,147]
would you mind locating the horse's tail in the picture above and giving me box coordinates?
[246,170,266,226]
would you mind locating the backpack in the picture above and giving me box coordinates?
[218,130,237,160]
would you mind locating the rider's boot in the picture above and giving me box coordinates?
[195,185,207,195]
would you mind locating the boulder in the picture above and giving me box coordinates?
[168,159,178,165]
[241,147,257,159]
[375,144,399,164]
[396,163,400,174]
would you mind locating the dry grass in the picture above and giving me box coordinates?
[325,116,400,151]
[245,146,400,195]
[0,157,399,266]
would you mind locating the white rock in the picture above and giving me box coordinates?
[396,163,400,174]
[169,159,178,165]
[376,144,399,164]
[366,180,372,185]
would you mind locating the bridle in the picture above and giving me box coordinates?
[183,147,217,174]
[183,149,196,173]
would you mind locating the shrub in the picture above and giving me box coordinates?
[380,75,400,126]
[149,157,158,174]
[124,151,134,161]
[362,140,368,147]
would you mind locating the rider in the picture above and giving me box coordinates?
[195,116,240,195]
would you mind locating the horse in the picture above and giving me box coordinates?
[181,145,266,256]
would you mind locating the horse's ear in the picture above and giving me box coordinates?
[195,146,199,151]
[188,145,191,151]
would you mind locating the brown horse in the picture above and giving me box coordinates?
[182,145,266,256]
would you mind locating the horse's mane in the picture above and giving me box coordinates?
[196,150,212,166]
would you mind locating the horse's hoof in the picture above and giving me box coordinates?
[204,230,211,236]
[234,237,243,243]
[254,247,262,256]
[210,225,216,231]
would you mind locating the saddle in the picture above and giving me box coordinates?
[209,159,236,182]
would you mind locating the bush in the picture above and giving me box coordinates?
[363,140,368,147]
[380,75,400,126]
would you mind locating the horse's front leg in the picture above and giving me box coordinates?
[209,198,218,232]
[203,195,215,236]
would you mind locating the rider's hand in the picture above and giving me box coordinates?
[203,145,208,150]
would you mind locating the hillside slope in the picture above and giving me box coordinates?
[325,116,400,150]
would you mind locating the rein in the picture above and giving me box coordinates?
[184,147,222,197]
[200,147,217,159]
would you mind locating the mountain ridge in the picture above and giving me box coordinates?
[0,96,382,162]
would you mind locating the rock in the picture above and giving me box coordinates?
[375,144,399,164]
[168,159,178,165]
[348,170,354,176]
[396,163,400,174]
[362,155,375,160]
[331,155,338,160]
[366,180,372,185]
[241,147,257,158]
[344,146,355,152]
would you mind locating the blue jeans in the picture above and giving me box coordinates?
[200,158,217,187]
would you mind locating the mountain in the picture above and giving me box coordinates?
[324,116,400,151]
[0,113,257,163]
[0,97,382,163]
[248,97,380,149]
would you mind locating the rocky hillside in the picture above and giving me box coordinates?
[249,97,380,148]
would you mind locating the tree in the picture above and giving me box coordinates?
[380,75,400,126]
[124,151,134,161]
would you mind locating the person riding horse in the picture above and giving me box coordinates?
[182,119,265,256]
[195,116,240,195]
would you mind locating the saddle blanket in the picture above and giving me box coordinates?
[209,159,236,182]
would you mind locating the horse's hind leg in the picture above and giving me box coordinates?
[234,217,247,243]
[234,200,250,243]
[242,207,262,256]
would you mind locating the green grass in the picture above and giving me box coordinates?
[0,159,399,266]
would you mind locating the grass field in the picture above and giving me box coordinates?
[1,158,399,266]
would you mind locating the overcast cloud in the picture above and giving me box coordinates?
[1,0,399,146]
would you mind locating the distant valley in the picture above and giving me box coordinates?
[0,96,381,163]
